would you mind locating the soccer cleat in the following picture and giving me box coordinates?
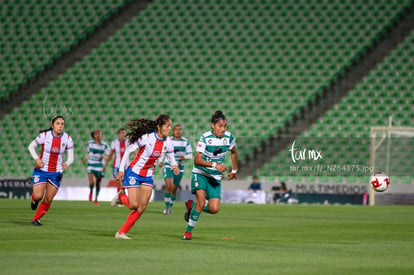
[115,232,132,240]
[163,208,172,215]
[111,190,124,207]
[94,201,99,206]
[32,220,43,226]
[182,232,192,240]
[184,200,193,222]
[31,200,39,211]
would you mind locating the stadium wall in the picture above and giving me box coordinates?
[2,177,413,205]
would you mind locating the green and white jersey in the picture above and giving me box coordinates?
[192,130,236,181]
[86,140,110,172]
[164,137,193,171]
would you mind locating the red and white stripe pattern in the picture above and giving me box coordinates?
[111,139,128,168]
[129,133,174,177]
[35,130,73,173]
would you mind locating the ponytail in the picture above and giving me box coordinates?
[126,119,157,144]
[126,114,171,144]
[38,127,52,134]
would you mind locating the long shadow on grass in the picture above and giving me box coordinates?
[53,224,116,237]
[6,219,112,237]
[9,220,33,226]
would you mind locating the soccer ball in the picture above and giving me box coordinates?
[370,172,390,192]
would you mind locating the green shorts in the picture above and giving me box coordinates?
[191,172,221,199]
[163,166,184,186]
[88,169,104,178]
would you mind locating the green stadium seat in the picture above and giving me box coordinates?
[258,29,414,181]
[0,0,131,105]
[1,0,413,179]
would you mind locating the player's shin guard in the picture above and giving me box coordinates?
[33,201,51,221]
[202,201,209,213]
[119,210,141,234]
[164,192,171,208]
[171,196,176,208]
[95,186,100,202]
[119,192,130,208]
[185,209,201,233]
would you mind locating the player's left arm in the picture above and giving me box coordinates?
[183,140,193,160]
[104,149,115,169]
[157,152,166,167]
[62,148,74,170]
[227,146,237,181]
[102,144,110,160]
[101,144,111,172]
[166,151,180,175]
[165,140,180,175]
[63,137,74,170]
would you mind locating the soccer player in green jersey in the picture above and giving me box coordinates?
[159,124,193,215]
[82,129,110,205]
[182,110,238,240]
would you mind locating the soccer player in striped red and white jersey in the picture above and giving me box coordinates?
[112,115,179,240]
[28,115,74,226]
[104,128,129,195]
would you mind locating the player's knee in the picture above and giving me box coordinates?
[209,206,220,214]
[129,202,138,210]
[32,194,42,201]
[137,204,147,213]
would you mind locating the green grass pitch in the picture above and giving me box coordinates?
[1,200,414,274]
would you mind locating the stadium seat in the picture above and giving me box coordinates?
[258,29,414,181]
[0,0,131,105]
[1,0,413,179]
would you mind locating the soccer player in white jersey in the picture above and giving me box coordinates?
[111,115,179,240]
[104,128,129,193]
[158,124,193,215]
[28,115,74,226]
[82,130,109,205]
[182,110,237,240]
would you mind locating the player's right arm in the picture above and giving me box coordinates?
[82,142,90,165]
[28,135,44,168]
[194,152,227,173]
[82,152,89,165]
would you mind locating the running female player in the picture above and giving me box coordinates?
[82,129,109,205]
[182,110,237,240]
[158,124,193,215]
[28,115,74,226]
[112,114,179,239]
